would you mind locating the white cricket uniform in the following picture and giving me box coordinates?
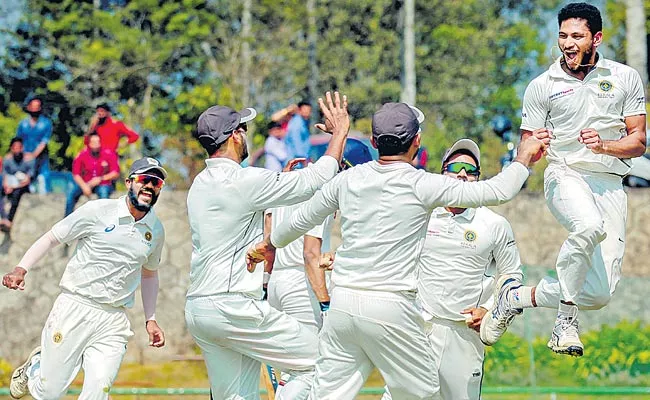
[27,197,164,400]
[418,207,522,400]
[271,160,530,400]
[267,204,333,334]
[521,56,646,308]
[184,156,338,400]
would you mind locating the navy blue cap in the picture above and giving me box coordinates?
[342,138,373,169]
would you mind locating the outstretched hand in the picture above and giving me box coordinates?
[314,91,349,136]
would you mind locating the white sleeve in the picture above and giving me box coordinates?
[623,68,647,117]
[491,219,523,281]
[415,163,529,210]
[141,272,159,321]
[17,230,61,271]
[51,201,99,244]
[520,78,549,131]
[143,228,165,271]
[271,176,341,248]
[244,156,339,211]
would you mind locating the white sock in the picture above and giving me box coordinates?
[508,286,534,309]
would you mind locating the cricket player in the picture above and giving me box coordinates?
[383,138,525,400]
[184,92,350,400]
[266,138,373,334]
[248,102,548,399]
[480,2,647,357]
[3,157,168,399]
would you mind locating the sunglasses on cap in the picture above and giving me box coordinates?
[442,162,480,176]
[130,174,165,189]
[340,157,354,171]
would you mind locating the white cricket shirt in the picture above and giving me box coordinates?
[52,197,165,308]
[269,204,333,271]
[186,156,339,299]
[521,56,647,175]
[418,207,522,321]
[271,161,530,292]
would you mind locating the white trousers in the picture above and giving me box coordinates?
[311,287,440,400]
[428,318,484,400]
[381,316,484,400]
[267,267,321,335]
[536,163,626,309]
[185,294,318,400]
[28,292,132,400]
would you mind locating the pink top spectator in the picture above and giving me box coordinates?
[72,148,120,186]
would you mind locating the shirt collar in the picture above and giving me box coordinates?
[432,207,476,221]
[117,196,157,228]
[205,157,242,169]
[549,53,611,79]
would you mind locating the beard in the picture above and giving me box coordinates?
[128,185,159,212]
[563,46,595,71]
[28,111,41,118]
[98,116,108,125]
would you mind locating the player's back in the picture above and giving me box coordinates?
[333,161,431,292]
[186,160,265,299]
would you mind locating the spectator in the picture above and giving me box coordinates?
[87,103,139,152]
[271,103,298,133]
[65,132,120,217]
[16,98,52,194]
[0,138,35,232]
[285,100,312,159]
[264,121,289,171]
[411,146,429,170]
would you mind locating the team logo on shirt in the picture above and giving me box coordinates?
[104,224,116,232]
[144,231,152,241]
[53,332,63,344]
[599,80,613,92]
[464,230,477,242]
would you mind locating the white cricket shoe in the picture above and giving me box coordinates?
[547,303,583,357]
[480,275,523,346]
[10,346,41,399]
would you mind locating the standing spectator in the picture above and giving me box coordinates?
[0,138,35,232]
[65,132,120,217]
[285,100,312,159]
[264,121,289,171]
[271,103,298,133]
[87,103,139,152]
[16,98,52,194]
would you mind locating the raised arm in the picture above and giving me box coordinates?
[419,136,548,209]
[246,92,350,211]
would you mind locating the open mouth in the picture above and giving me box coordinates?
[563,50,579,64]
[139,190,154,201]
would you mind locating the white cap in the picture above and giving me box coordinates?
[441,138,481,167]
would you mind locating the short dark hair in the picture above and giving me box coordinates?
[9,137,23,148]
[297,100,311,108]
[376,135,415,157]
[558,2,602,36]
[87,131,100,139]
[441,149,480,171]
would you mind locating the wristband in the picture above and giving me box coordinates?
[319,301,330,312]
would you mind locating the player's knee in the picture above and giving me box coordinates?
[581,290,611,310]
[570,221,605,249]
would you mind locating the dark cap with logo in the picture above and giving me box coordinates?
[372,103,425,146]
[195,106,257,154]
[129,157,168,179]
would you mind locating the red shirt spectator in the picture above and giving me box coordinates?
[72,147,120,186]
[86,103,139,152]
[92,117,139,152]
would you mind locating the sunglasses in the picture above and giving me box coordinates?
[443,162,480,176]
[340,158,354,171]
[130,174,165,189]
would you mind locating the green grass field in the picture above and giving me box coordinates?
[3,361,650,399]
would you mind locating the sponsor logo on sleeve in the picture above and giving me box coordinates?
[104,224,116,232]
